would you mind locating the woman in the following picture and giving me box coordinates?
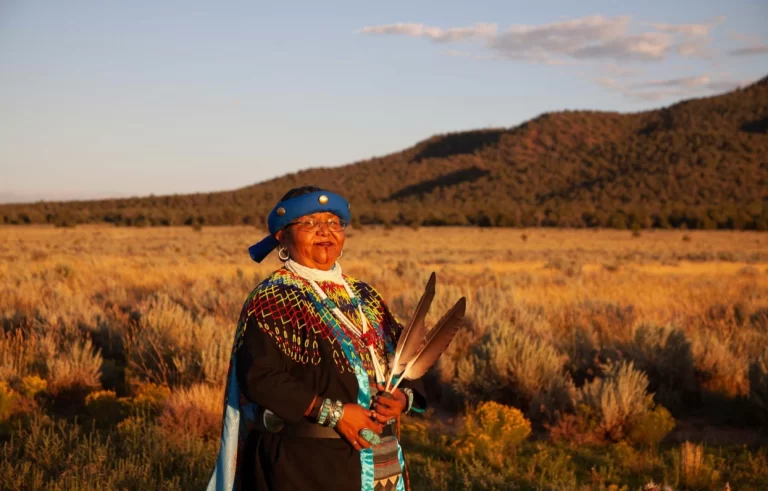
[208,186,426,491]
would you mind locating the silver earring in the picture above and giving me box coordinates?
[278,246,290,261]
[339,250,343,258]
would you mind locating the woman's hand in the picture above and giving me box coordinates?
[370,384,408,424]
[335,403,383,450]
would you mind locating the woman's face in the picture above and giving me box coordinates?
[276,211,346,271]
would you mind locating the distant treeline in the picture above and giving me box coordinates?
[3,76,767,230]
[2,200,767,230]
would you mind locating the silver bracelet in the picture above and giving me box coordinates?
[402,388,415,414]
[317,398,333,426]
[328,400,344,428]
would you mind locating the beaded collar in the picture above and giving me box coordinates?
[283,259,346,285]
[284,259,386,383]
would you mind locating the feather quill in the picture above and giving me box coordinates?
[391,296,466,390]
[385,272,436,390]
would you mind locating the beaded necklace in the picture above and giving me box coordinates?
[284,259,386,383]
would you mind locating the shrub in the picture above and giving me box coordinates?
[618,323,697,410]
[126,382,171,415]
[574,361,653,441]
[126,294,224,386]
[452,401,531,468]
[456,324,573,422]
[116,415,146,436]
[627,405,676,447]
[158,383,222,440]
[0,329,44,382]
[670,442,721,489]
[200,332,231,385]
[45,338,103,397]
[85,390,124,426]
[21,375,47,398]
[691,330,748,398]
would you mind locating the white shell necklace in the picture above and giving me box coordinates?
[284,259,386,383]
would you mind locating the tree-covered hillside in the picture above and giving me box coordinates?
[3,76,767,229]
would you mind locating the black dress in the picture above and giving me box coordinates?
[229,268,425,491]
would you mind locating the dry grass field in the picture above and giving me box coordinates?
[1,225,767,490]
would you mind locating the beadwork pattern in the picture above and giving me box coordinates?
[233,268,399,379]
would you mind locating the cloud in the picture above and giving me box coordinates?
[651,16,725,37]
[489,16,630,58]
[569,32,674,61]
[358,23,497,43]
[631,75,712,89]
[485,16,678,62]
[725,31,768,56]
[728,44,768,56]
[359,15,728,64]
[357,14,755,101]
[601,74,744,101]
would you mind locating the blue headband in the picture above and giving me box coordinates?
[248,190,351,263]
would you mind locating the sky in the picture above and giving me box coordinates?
[1,0,766,203]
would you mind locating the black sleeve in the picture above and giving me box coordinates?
[399,378,428,413]
[235,303,316,424]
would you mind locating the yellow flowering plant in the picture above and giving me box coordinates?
[21,375,47,398]
[452,401,532,468]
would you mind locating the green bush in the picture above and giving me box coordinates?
[452,401,532,468]
[453,324,574,423]
[618,324,697,411]
[574,361,653,441]
[125,295,225,386]
[627,405,676,448]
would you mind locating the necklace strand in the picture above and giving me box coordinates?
[284,260,387,382]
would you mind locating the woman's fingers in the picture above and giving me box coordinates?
[370,410,390,423]
[374,396,397,409]
[372,403,395,418]
[339,424,371,449]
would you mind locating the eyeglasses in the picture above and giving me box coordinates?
[288,218,347,232]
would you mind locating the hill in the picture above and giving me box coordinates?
[3,76,767,229]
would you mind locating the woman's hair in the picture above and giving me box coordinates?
[280,185,323,202]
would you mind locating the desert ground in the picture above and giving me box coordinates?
[1,225,767,490]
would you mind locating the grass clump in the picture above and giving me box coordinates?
[45,338,103,403]
[158,383,222,441]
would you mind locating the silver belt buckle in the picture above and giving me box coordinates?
[263,409,285,433]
